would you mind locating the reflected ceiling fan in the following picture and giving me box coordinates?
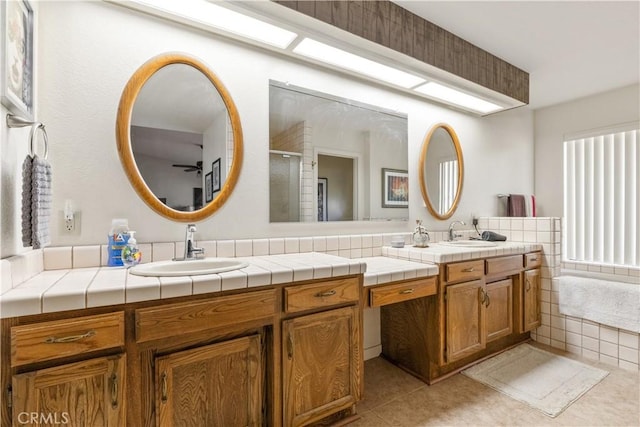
[172,160,202,174]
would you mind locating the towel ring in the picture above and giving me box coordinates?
[29,123,49,159]
[6,114,49,159]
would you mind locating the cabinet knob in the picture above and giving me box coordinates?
[110,374,118,408]
[287,334,294,360]
[161,372,168,403]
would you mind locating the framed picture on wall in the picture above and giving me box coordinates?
[382,168,408,208]
[212,158,221,193]
[317,177,328,221]
[1,0,34,119]
[205,172,213,203]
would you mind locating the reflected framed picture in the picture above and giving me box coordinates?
[382,168,408,208]
[205,171,213,203]
[1,0,34,119]
[212,158,221,193]
[317,177,328,221]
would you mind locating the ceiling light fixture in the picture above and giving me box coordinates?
[131,0,298,49]
[414,82,503,114]
[293,38,425,89]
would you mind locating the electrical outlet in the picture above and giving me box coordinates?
[60,211,81,235]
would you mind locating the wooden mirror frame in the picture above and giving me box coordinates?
[418,123,464,220]
[116,53,243,222]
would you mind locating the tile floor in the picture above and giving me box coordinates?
[354,344,639,426]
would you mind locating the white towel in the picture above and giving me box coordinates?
[21,155,33,247]
[557,275,640,333]
[31,155,52,249]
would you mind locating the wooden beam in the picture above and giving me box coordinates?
[274,0,529,104]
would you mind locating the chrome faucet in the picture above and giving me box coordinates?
[448,220,466,241]
[181,224,205,260]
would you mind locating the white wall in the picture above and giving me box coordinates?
[0,1,535,255]
[534,84,640,217]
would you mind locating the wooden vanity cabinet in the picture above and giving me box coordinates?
[282,277,362,427]
[4,312,127,427]
[381,252,539,384]
[445,279,486,361]
[485,278,514,342]
[521,252,542,332]
[12,354,126,426]
[1,276,365,427]
[155,335,262,427]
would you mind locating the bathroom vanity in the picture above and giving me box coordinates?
[0,244,541,426]
[1,254,367,427]
[379,246,542,384]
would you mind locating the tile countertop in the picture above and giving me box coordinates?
[0,253,439,319]
[382,241,542,264]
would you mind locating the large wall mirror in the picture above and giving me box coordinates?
[116,53,243,222]
[419,123,464,220]
[269,81,408,223]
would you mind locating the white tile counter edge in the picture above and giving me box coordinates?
[1,242,542,319]
[2,253,425,318]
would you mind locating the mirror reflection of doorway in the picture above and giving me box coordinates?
[269,151,301,222]
[317,154,355,221]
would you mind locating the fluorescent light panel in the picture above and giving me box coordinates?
[293,38,425,89]
[415,82,503,114]
[133,0,298,49]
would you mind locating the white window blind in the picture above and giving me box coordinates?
[563,125,639,267]
[439,160,458,214]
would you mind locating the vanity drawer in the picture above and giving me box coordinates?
[11,312,125,367]
[136,289,276,343]
[446,260,484,284]
[369,276,437,307]
[486,255,523,276]
[525,252,542,269]
[284,277,359,313]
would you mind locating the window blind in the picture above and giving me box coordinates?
[563,125,639,267]
[439,160,458,214]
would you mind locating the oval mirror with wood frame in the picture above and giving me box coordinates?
[116,53,243,222]
[419,123,464,220]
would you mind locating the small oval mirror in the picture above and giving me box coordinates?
[116,53,243,222]
[419,123,464,220]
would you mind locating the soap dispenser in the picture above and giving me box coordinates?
[121,231,142,267]
[412,220,430,248]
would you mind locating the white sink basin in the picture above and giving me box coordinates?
[438,240,498,248]
[129,258,248,277]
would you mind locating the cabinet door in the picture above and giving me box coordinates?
[12,354,125,427]
[523,269,542,331]
[282,306,361,427]
[486,278,513,342]
[446,280,486,362]
[155,335,262,427]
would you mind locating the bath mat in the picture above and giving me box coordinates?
[462,344,608,417]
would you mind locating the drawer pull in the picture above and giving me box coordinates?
[462,267,475,273]
[44,330,95,344]
[110,374,118,408]
[530,257,539,262]
[399,289,415,295]
[315,290,336,298]
[161,372,168,403]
